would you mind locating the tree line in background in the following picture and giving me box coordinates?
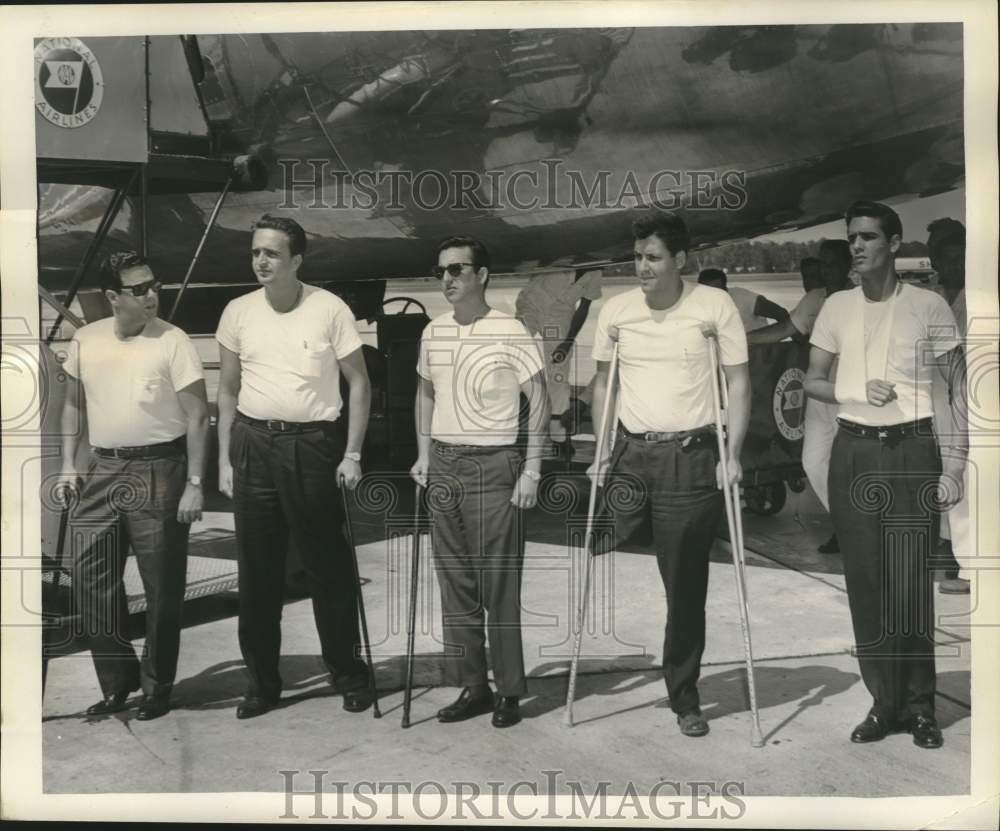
[690,239,930,274]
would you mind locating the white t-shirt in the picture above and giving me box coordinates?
[417,309,545,445]
[216,285,362,422]
[65,317,204,448]
[592,284,748,433]
[811,284,959,426]
[515,269,603,338]
[728,286,769,332]
[789,288,827,336]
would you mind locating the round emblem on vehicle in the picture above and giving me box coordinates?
[773,367,806,441]
[34,38,104,128]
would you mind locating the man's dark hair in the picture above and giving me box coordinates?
[252,213,307,257]
[100,250,149,292]
[437,235,491,272]
[926,217,965,260]
[819,238,851,266]
[697,268,727,289]
[800,256,821,272]
[845,200,903,241]
[631,210,690,255]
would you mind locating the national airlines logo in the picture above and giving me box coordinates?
[772,367,805,441]
[34,38,104,128]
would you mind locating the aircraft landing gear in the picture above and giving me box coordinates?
[743,482,787,516]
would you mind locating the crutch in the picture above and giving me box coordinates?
[564,341,619,726]
[704,331,764,748]
[402,483,423,728]
[340,477,382,718]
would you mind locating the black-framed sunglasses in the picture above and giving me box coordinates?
[116,279,162,298]
[431,262,475,279]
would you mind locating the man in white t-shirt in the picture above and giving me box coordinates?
[591,212,751,738]
[925,218,970,595]
[806,201,966,750]
[215,214,373,720]
[411,236,547,729]
[749,241,853,553]
[515,267,602,455]
[696,268,789,333]
[57,251,209,721]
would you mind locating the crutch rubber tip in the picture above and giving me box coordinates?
[402,717,410,728]
[751,729,765,748]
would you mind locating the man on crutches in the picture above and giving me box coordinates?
[582,211,751,738]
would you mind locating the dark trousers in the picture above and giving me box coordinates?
[428,441,527,696]
[230,416,367,699]
[598,432,723,715]
[828,427,941,722]
[70,452,189,698]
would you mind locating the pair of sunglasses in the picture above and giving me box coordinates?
[116,279,161,298]
[431,262,475,279]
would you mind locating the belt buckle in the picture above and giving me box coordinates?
[643,432,657,442]
[266,419,285,432]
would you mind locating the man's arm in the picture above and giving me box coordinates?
[553,299,593,362]
[410,374,435,487]
[934,344,968,510]
[57,375,85,498]
[176,379,209,523]
[746,318,801,345]
[216,344,241,499]
[336,346,371,491]
[719,361,750,488]
[511,370,549,509]
[804,346,839,404]
[753,295,790,324]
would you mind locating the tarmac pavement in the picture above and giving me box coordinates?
[40,484,972,798]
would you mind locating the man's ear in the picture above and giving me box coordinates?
[291,253,303,273]
[477,267,489,286]
[674,250,687,272]
[889,234,902,254]
[104,288,118,307]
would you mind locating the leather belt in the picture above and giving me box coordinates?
[432,440,517,457]
[93,436,185,459]
[237,411,336,434]
[836,417,934,441]
[619,423,716,445]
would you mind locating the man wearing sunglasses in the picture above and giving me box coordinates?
[215,214,373,720]
[411,236,547,729]
[57,251,209,721]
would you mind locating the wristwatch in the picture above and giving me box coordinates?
[522,468,541,482]
[343,451,362,463]
[187,475,203,487]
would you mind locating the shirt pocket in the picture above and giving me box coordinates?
[301,341,333,378]
[134,375,165,406]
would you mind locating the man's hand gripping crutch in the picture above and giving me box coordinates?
[703,327,764,748]
[564,340,620,727]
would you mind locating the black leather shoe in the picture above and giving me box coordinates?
[677,708,710,737]
[850,711,891,743]
[343,687,373,713]
[492,696,521,728]
[86,690,135,716]
[818,534,840,554]
[911,715,943,749]
[136,695,171,721]
[437,687,494,723]
[236,694,279,720]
